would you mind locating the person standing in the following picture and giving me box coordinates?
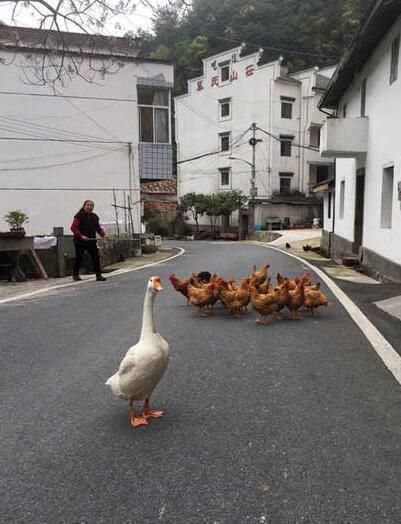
[70,200,108,281]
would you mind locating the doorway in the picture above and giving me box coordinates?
[354,168,365,253]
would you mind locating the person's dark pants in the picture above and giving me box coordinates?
[73,238,102,277]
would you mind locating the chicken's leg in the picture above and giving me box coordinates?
[142,399,164,419]
[129,397,148,427]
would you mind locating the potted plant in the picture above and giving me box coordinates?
[1,210,29,238]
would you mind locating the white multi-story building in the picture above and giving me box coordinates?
[317,0,401,282]
[175,46,335,234]
[0,26,174,235]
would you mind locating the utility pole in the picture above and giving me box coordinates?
[248,122,259,239]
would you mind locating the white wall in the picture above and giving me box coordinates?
[0,49,173,235]
[331,15,401,266]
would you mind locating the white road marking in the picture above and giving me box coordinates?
[250,241,401,387]
[0,248,185,305]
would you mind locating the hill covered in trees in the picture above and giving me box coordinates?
[137,0,372,94]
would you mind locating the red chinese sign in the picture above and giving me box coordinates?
[230,71,238,82]
[211,75,219,87]
[196,80,204,91]
[245,65,255,77]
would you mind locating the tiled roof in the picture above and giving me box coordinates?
[0,25,140,55]
[141,179,177,194]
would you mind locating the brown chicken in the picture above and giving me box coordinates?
[286,279,305,319]
[218,277,250,316]
[188,281,217,315]
[249,284,281,324]
[277,272,311,290]
[251,264,270,286]
[169,274,190,305]
[303,287,328,314]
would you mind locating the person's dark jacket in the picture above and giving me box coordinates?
[70,210,105,239]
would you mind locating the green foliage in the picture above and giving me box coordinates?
[144,217,169,237]
[4,210,29,229]
[179,190,248,232]
[138,0,370,95]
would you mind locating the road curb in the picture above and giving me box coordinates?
[0,247,186,306]
[249,241,401,387]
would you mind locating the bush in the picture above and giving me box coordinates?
[145,217,168,237]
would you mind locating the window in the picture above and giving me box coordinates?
[219,168,231,187]
[360,79,366,117]
[138,86,170,144]
[390,34,400,84]
[280,135,293,157]
[309,126,321,147]
[339,180,345,219]
[328,191,332,219]
[219,61,230,83]
[219,98,231,119]
[219,132,230,152]
[280,177,291,195]
[316,165,329,182]
[381,166,394,228]
[281,102,292,119]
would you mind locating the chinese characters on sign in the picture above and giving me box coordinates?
[197,62,256,90]
[245,65,255,77]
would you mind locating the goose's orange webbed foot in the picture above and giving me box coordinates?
[143,399,164,419]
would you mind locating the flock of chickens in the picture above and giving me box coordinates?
[169,264,329,323]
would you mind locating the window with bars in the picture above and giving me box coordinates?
[309,126,321,147]
[280,135,293,157]
[219,61,230,83]
[138,87,170,144]
[280,177,291,195]
[281,102,293,119]
[219,98,231,119]
[219,132,231,152]
[219,168,231,187]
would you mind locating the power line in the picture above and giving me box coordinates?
[0,137,127,144]
[0,90,137,103]
[0,148,124,171]
[0,187,141,191]
[256,125,319,152]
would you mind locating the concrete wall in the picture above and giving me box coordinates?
[0,50,173,236]
[326,15,401,275]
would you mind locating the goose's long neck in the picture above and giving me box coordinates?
[140,288,156,339]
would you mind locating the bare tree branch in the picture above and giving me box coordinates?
[0,0,139,86]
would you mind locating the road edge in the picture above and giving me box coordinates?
[249,241,401,387]
[0,247,186,306]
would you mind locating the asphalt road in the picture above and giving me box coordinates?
[2,241,401,524]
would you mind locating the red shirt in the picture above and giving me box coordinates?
[70,213,105,239]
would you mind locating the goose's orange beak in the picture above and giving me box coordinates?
[153,276,163,292]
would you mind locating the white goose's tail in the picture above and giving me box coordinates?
[105,372,127,399]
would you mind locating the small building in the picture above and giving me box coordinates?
[318,0,401,281]
[175,46,336,233]
[140,178,177,233]
[0,26,174,235]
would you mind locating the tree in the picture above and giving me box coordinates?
[178,192,208,232]
[140,0,370,95]
[0,0,138,85]
[203,190,248,233]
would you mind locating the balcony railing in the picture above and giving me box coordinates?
[320,117,368,158]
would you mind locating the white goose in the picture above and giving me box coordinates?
[105,276,170,427]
